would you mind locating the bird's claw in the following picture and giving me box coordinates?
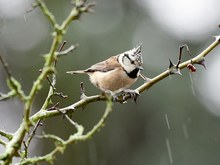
[103,89,140,103]
[122,89,140,103]
[103,90,119,102]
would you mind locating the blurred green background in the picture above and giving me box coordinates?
[1,0,220,164]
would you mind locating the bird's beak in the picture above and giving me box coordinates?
[138,66,144,70]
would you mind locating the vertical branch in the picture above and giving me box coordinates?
[22,41,70,160]
[0,1,95,163]
[41,41,67,110]
[0,55,26,100]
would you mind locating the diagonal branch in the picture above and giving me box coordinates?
[22,35,219,164]
[0,0,219,163]
[0,130,13,141]
[0,139,6,146]
[137,35,220,93]
[30,35,220,122]
[19,98,113,165]
[36,0,58,29]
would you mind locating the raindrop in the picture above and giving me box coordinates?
[166,138,173,164]
[23,14,27,22]
[88,141,98,165]
[182,123,189,139]
[165,113,171,130]
[189,72,196,96]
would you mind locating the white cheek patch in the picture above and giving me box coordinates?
[123,55,131,66]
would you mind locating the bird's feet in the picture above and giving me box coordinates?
[102,91,120,102]
[122,89,140,103]
[102,89,140,103]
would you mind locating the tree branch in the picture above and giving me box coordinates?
[0,55,26,101]
[0,0,219,164]
[0,131,13,141]
[0,139,6,146]
[137,36,220,93]
[19,98,113,165]
[18,35,220,164]
[30,35,220,122]
[0,1,95,163]
[36,0,58,29]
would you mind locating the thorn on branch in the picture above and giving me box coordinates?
[195,58,207,69]
[214,35,220,42]
[47,102,60,111]
[80,82,87,100]
[169,59,181,75]
[58,41,67,52]
[169,44,192,75]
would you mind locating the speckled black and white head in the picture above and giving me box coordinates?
[118,44,143,78]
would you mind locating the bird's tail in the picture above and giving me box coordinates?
[66,70,86,74]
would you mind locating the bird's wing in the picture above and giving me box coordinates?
[85,55,120,72]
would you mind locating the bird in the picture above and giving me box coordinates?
[67,45,144,100]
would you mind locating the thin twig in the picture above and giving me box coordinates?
[177,44,192,67]
[23,119,42,158]
[55,40,67,65]
[0,130,13,140]
[36,133,65,144]
[0,139,6,146]
[36,0,58,28]
[0,54,11,78]
[0,55,26,100]
[56,109,83,134]
[25,3,39,13]
[77,97,113,140]
[0,91,16,101]
[57,44,78,57]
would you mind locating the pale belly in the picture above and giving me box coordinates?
[89,69,138,93]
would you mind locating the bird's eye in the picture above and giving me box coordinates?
[131,61,135,64]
